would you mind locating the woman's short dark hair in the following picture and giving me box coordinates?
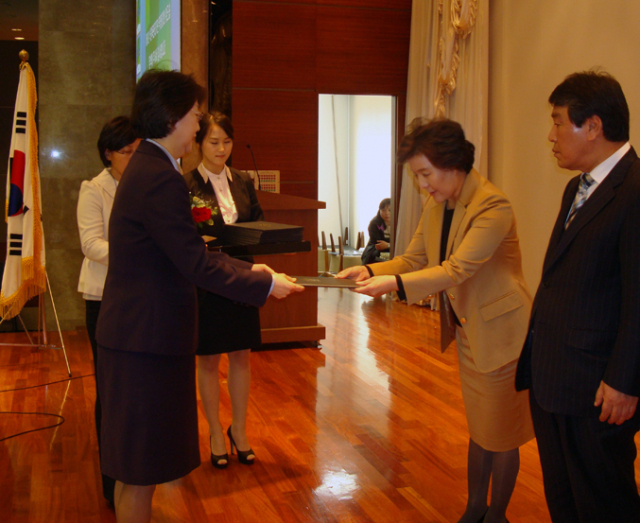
[397,118,475,174]
[97,116,137,168]
[377,198,391,220]
[548,70,629,142]
[195,111,234,145]
[131,69,206,139]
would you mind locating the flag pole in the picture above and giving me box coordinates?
[0,50,72,377]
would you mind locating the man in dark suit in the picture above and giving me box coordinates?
[516,71,640,523]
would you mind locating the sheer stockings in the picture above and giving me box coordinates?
[456,439,519,523]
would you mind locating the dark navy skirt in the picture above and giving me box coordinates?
[97,346,200,485]
[196,289,261,355]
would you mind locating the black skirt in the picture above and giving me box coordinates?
[196,289,261,355]
[97,346,200,486]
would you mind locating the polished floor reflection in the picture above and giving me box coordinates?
[1,290,638,521]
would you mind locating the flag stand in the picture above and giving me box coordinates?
[0,271,72,377]
[0,52,70,377]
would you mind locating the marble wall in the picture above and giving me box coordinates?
[38,0,135,329]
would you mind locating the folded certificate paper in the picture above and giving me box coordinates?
[293,276,358,288]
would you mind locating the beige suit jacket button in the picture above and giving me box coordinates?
[448,293,455,300]
[460,318,467,324]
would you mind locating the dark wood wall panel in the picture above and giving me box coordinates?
[277,182,318,201]
[318,0,411,9]
[233,2,317,90]
[231,89,319,197]
[231,1,411,200]
[242,0,411,6]
[239,0,316,4]
[316,6,411,95]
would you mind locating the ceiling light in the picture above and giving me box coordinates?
[15,37,24,40]
[12,28,23,32]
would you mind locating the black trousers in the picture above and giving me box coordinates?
[85,299,115,503]
[529,389,640,523]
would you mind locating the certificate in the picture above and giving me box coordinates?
[293,276,358,288]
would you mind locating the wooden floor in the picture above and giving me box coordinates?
[1,289,639,522]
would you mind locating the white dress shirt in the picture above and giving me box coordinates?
[196,163,238,224]
[583,142,631,201]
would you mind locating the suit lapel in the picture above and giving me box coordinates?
[227,169,248,221]
[447,200,466,258]
[426,201,443,268]
[444,169,481,259]
[94,169,117,199]
[553,180,614,253]
[542,176,579,273]
[543,147,638,274]
[193,168,225,229]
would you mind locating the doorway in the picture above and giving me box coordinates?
[318,94,395,250]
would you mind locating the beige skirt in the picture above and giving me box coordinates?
[456,326,534,452]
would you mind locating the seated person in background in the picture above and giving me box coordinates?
[361,198,391,264]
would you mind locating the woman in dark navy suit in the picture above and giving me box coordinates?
[183,112,264,469]
[96,71,303,523]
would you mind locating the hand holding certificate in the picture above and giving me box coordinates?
[335,266,399,297]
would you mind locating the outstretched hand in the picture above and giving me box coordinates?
[336,265,370,281]
[270,273,305,299]
[352,275,398,298]
[594,381,638,424]
[251,263,276,275]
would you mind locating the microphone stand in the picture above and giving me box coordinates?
[246,143,262,191]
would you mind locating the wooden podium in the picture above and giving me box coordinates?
[253,190,326,345]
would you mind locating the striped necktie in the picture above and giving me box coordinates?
[565,172,595,228]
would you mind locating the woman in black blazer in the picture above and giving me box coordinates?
[96,71,303,523]
[183,112,263,469]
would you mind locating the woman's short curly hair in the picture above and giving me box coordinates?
[397,118,475,174]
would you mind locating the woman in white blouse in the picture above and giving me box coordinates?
[183,112,264,469]
[76,116,139,504]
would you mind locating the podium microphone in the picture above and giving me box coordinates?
[246,143,262,191]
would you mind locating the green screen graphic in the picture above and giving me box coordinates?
[136,0,180,80]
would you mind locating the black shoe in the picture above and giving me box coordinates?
[209,435,228,469]
[475,513,508,523]
[227,426,255,465]
[102,474,115,506]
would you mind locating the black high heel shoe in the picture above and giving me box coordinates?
[474,510,509,523]
[227,426,255,465]
[209,435,228,469]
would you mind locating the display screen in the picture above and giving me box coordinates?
[136,0,181,80]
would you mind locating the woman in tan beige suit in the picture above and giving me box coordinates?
[338,118,534,523]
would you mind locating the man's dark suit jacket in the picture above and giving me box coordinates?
[96,140,272,357]
[183,166,263,240]
[516,147,640,417]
